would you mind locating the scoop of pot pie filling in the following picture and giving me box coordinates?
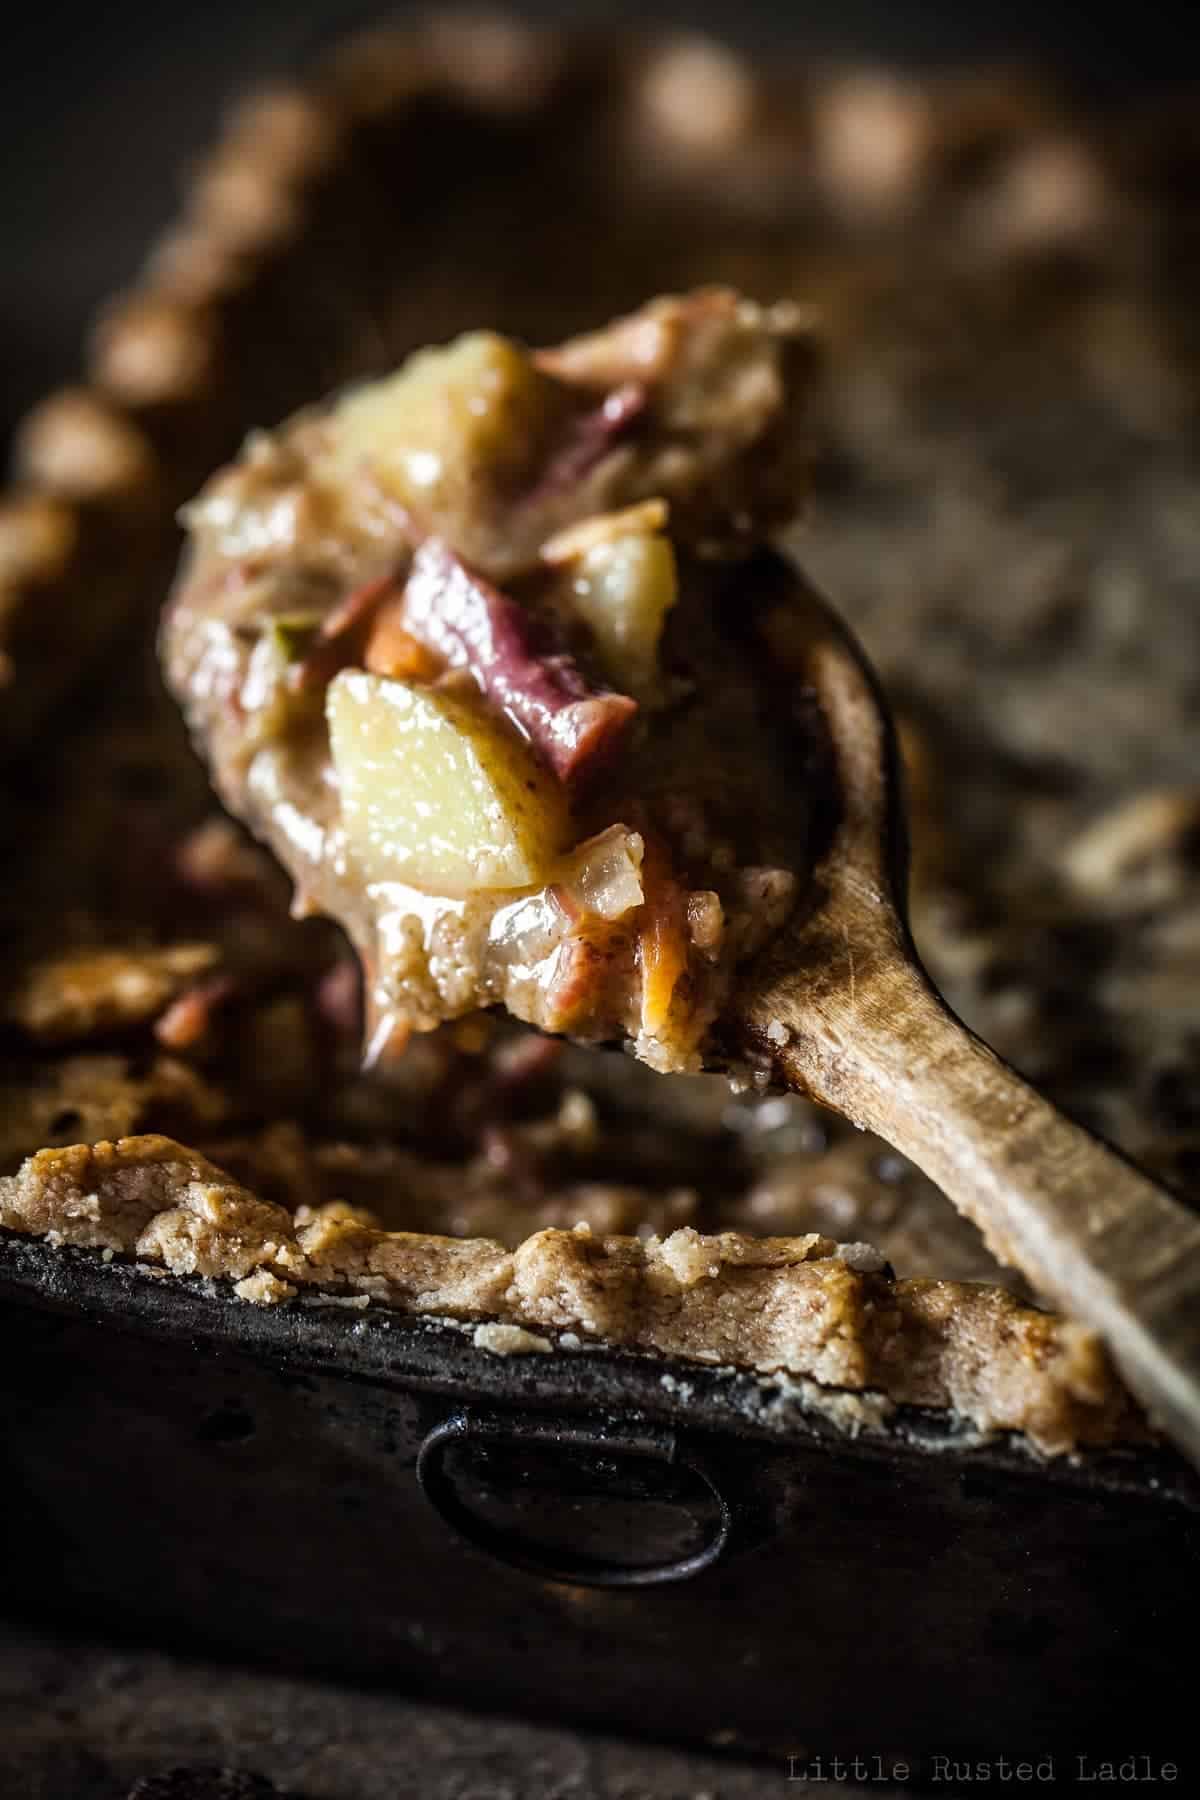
[164,290,817,1073]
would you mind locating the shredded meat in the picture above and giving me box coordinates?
[403,539,637,782]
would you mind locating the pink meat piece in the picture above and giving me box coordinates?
[315,958,363,1041]
[522,380,646,504]
[403,538,636,783]
[290,572,399,694]
[154,973,240,1050]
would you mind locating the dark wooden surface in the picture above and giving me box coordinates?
[0,1617,817,1799]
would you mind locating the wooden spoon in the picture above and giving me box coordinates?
[727,549,1200,1467]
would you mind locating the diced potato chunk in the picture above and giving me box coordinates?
[327,670,570,893]
[328,332,562,512]
[568,530,678,698]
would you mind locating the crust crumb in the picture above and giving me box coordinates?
[235,1269,297,1305]
[472,1322,554,1355]
[7,945,220,1043]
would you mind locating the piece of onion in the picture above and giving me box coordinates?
[559,826,645,921]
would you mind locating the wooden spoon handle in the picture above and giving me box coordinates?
[769,957,1200,1462]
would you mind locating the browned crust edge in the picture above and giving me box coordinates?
[0,1134,1142,1455]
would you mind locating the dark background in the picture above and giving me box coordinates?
[4,0,1200,449]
